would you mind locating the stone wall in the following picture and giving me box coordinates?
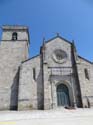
[18,55,43,110]
[42,37,77,109]
[0,41,28,110]
[0,26,93,111]
[0,26,29,110]
[77,56,93,107]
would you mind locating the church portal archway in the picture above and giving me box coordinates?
[57,84,70,107]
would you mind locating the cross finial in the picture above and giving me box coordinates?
[56,32,60,37]
[72,40,75,44]
[43,37,45,42]
[72,40,76,48]
[43,37,45,46]
[72,40,77,52]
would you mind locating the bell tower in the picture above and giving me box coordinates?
[1,25,30,60]
[0,25,30,110]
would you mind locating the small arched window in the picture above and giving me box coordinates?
[84,68,89,80]
[12,32,18,41]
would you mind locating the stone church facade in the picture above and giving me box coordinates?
[0,25,93,110]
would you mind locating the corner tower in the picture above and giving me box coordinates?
[0,25,30,110]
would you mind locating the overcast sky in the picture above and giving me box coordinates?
[0,0,93,61]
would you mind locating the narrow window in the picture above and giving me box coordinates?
[12,32,18,41]
[33,68,36,80]
[84,68,89,80]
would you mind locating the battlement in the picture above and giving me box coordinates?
[2,25,28,31]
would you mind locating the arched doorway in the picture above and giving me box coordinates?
[57,84,70,107]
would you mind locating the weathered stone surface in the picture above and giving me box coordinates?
[0,26,29,110]
[18,55,43,110]
[0,26,93,110]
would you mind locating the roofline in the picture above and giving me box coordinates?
[22,54,40,64]
[78,55,93,64]
[22,55,93,64]
[22,35,72,64]
[45,35,72,45]
[2,25,28,30]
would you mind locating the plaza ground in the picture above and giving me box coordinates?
[0,108,93,125]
